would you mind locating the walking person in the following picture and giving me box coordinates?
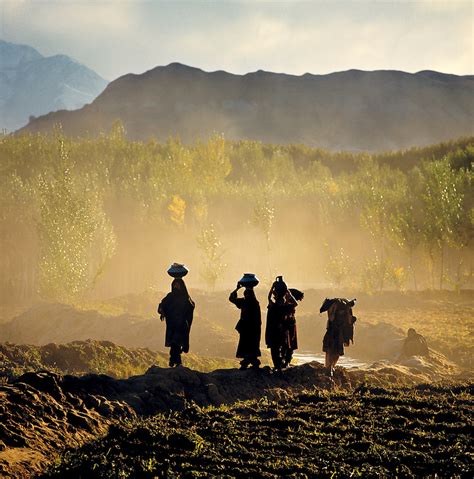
[265,276,298,370]
[229,282,262,370]
[320,298,357,376]
[158,276,195,367]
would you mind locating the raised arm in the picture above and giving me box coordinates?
[229,283,242,304]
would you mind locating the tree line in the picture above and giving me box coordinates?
[0,123,472,303]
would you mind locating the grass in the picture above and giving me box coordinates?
[0,340,235,382]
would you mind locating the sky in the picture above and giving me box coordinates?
[1,0,472,81]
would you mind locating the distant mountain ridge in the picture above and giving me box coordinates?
[0,40,107,132]
[20,62,474,151]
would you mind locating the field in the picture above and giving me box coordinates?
[43,384,473,478]
[1,301,472,479]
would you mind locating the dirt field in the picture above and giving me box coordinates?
[42,384,473,478]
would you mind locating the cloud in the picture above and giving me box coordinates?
[1,0,472,78]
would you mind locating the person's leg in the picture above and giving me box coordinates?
[327,352,339,376]
[250,356,261,369]
[271,347,282,370]
[239,357,250,370]
[175,345,183,367]
[170,344,181,367]
[285,348,294,367]
[325,351,331,368]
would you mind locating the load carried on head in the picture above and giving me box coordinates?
[167,263,189,278]
[320,297,357,376]
[266,276,304,371]
[238,273,259,289]
[159,262,194,368]
[229,273,262,370]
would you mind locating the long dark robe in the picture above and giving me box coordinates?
[322,303,356,356]
[158,292,195,353]
[229,291,261,358]
[265,300,296,349]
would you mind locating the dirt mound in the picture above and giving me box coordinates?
[2,290,473,369]
[0,303,236,358]
[1,357,469,477]
[0,303,414,367]
[0,371,135,478]
[0,340,234,382]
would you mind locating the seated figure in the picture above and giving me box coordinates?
[401,328,429,358]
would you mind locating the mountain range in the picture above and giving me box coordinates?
[0,40,107,132]
[18,61,474,151]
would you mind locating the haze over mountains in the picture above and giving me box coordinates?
[0,40,107,132]
[20,62,473,151]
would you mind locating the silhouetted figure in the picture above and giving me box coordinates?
[265,277,298,370]
[400,328,429,358]
[320,298,357,376]
[229,284,262,370]
[158,278,195,367]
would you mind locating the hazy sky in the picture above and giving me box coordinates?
[1,0,472,80]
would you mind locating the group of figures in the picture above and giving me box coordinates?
[158,265,358,375]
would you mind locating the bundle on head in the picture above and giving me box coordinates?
[320,297,356,313]
[289,288,304,301]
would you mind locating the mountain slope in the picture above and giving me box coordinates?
[0,40,107,132]
[19,63,474,151]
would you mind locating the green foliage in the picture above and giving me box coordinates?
[360,256,406,293]
[37,140,116,301]
[414,158,472,289]
[251,194,275,249]
[196,224,227,290]
[0,130,472,299]
[325,247,352,287]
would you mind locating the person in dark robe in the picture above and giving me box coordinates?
[158,278,195,367]
[229,284,261,370]
[284,288,304,366]
[265,277,298,370]
[400,328,429,358]
[320,298,357,376]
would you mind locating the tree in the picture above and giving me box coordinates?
[416,159,469,289]
[37,140,116,301]
[251,193,275,279]
[324,247,351,288]
[196,224,227,291]
[168,195,186,227]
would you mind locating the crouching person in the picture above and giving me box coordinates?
[400,328,429,359]
[229,284,262,370]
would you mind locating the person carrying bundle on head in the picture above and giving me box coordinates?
[266,276,303,371]
[229,273,262,370]
[320,297,357,377]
